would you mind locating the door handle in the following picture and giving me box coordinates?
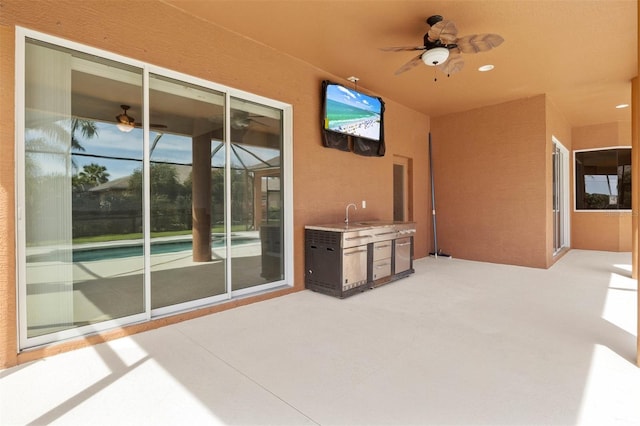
[345,235,372,241]
[374,231,396,237]
[344,249,367,255]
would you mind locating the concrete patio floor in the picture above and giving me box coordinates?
[1,249,638,425]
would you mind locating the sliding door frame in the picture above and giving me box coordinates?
[16,27,293,349]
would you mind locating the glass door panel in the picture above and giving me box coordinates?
[229,98,284,291]
[552,139,569,254]
[24,39,144,338]
[148,74,227,309]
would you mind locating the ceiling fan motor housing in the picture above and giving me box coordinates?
[422,33,448,50]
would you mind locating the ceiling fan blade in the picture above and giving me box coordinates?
[427,20,458,44]
[380,46,426,52]
[249,118,269,127]
[135,123,168,129]
[438,54,464,75]
[456,33,504,54]
[394,53,424,75]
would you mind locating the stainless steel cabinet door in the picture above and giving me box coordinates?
[342,246,368,290]
[394,237,412,274]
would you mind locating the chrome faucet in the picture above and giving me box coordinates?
[345,203,357,225]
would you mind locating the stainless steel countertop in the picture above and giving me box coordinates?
[305,221,415,233]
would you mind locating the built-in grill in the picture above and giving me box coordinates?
[305,222,415,298]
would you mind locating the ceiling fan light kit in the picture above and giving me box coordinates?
[116,122,134,133]
[115,104,135,132]
[421,47,449,66]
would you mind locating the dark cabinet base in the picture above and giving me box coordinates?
[305,228,414,299]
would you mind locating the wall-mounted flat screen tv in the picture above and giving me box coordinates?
[322,82,383,141]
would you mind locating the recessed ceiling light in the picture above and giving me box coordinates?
[478,64,495,72]
[615,104,629,109]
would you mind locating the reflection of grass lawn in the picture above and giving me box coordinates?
[72,226,249,244]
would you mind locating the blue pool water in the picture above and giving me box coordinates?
[73,237,258,262]
[27,237,259,263]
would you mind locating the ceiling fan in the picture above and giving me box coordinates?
[380,15,504,77]
[115,104,168,132]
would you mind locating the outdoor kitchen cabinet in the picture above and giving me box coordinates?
[304,222,415,298]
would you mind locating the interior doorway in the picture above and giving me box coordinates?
[393,155,413,222]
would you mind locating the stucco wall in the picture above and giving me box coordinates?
[0,1,431,368]
[431,95,549,268]
[572,122,633,251]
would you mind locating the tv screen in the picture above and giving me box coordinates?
[323,82,382,141]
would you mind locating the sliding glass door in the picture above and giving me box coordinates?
[18,30,292,349]
[552,137,569,254]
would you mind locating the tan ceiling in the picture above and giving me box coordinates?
[164,0,637,128]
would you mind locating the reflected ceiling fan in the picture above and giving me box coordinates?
[115,104,167,132]
[207,110,270,130]
[230,110,269,130]
[380,15,504,77]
